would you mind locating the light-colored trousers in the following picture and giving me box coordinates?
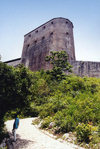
[13,129,16,141]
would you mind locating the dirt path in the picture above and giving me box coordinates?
[5,118,83,149]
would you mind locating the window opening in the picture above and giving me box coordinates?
[34,40,37,44]
[42,36,45,40]
[43,26,46,29]
[28,34,31,37]
[50,32,53,35]
[35,30,38,33]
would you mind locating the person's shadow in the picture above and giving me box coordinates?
[6,133,34,149]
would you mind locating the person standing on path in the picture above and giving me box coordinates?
[12,114,19,141]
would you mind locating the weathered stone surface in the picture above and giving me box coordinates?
[5,17,100,78]
[21,17,75,71]
[70,60,100,77]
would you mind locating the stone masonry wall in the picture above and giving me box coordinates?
[5,18,100,78]
[21,18,75,71]
[5,58,100,78]
[70,60,100,77]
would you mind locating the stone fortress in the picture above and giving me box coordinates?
[5,17,100,77]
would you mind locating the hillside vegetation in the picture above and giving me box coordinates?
[0,51,100,148]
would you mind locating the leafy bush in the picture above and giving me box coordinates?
[40,116,53,128]
[1,58,100,146]
[98,124,100,137]
[76,123,92,143]
[39,102,55,118]
[54,111,76,133]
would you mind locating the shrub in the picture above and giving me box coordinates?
[98,124,100,137]
[54,111,76,133]
[76,123,92,143]
[40,116,53,128]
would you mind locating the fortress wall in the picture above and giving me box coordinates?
[5,18,100,78]
[21,18,75,71]
[5,58,21,67]
[71,60,100,78]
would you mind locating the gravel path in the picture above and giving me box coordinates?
[5,118,83,149]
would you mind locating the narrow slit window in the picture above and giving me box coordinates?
[66,32,69,35]
[35,30,38,33]
[42,36,45,40]
[43,26,46,29]
[34,40,37,44]
[28,34,31,37]
[50,32,53,36]
[27,44,30,48]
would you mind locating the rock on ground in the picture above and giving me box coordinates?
[5,118,84,149]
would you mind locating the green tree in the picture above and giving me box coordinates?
[0,63,33,142]
[45,51,72,80]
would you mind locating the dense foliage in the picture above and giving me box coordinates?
[30,71,100,147]
[45,51,72,80]
[0,62,33,142]
[0,50,100,147]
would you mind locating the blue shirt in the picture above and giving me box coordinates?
[13,118,19,129]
